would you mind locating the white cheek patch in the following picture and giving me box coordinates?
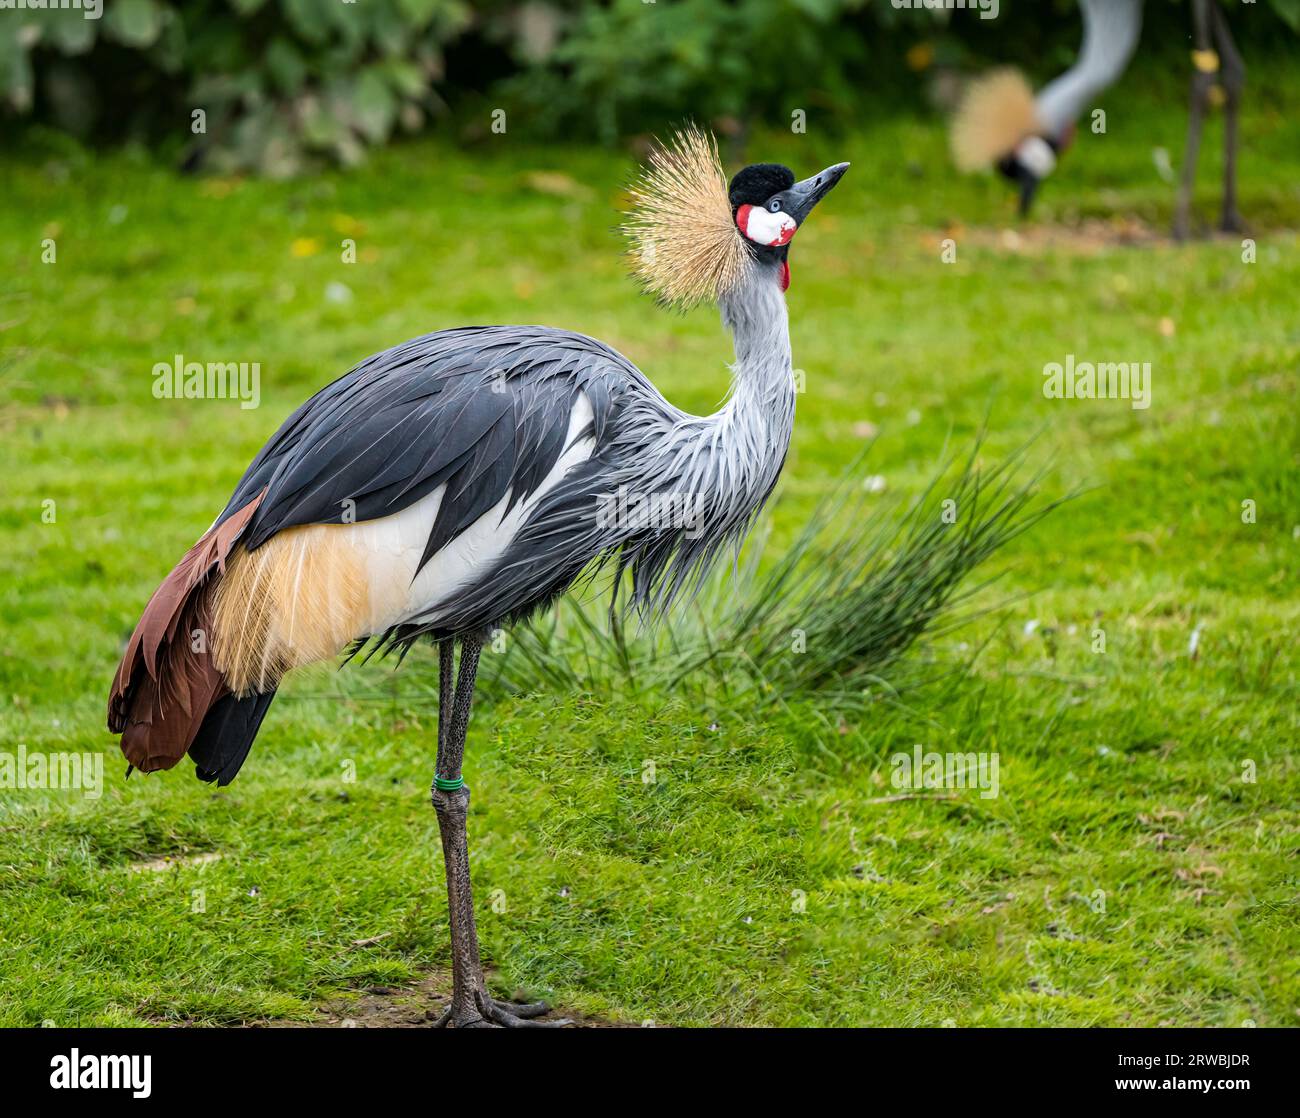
[1015,135,1057,178]
[738,204,797,247]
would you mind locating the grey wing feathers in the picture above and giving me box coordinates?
[218,326,637,580]
[215,323,743,656]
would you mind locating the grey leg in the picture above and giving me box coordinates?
[429,635,569,1028]
[1174,0,1214,241]
[1211,1,1246,233]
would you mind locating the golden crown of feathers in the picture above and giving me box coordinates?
[623,126,751,309]
[950,69,1042,173]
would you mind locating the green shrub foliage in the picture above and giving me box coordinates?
[2,0,1297,173]
[1,0,476,175]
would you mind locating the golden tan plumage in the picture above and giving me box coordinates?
[950,69,1042,173]
[623,125,750,309]
[212,525,370,696]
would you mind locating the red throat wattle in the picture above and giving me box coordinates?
[779,260,790,292]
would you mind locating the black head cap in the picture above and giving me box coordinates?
[728,163,795,210]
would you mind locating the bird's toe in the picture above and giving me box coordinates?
[481,993,571,1028]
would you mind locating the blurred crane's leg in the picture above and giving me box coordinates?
[1174,0,1215,241]
[430,635,568,1028]
[1211,1,1246,234]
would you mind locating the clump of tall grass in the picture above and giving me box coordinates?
[479,437,1068,718]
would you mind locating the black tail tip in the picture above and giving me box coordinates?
[190,690,277,786]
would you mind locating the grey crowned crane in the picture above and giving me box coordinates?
[951,0,1144,214]
[950,0,1246,237]
[107,128,848,1028]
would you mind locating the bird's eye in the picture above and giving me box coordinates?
[768,199,782,213]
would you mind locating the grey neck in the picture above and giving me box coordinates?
[715,266,796,462]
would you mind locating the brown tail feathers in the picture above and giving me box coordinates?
[107,494,264,775]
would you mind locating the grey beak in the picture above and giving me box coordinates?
[997,153,1040,218]
[786,162,850,224]
[1016,173,1040,217]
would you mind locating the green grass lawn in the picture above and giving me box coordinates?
[1,73,1297,1026]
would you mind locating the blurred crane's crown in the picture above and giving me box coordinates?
[950,68,1043,173]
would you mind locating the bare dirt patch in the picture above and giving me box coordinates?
[264,973,622,1028]
[945,216,1166,255]
[127,851,223,873]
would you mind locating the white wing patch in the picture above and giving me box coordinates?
[369,391,597,631]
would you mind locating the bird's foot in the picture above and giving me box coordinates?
[431,991,571,1028]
